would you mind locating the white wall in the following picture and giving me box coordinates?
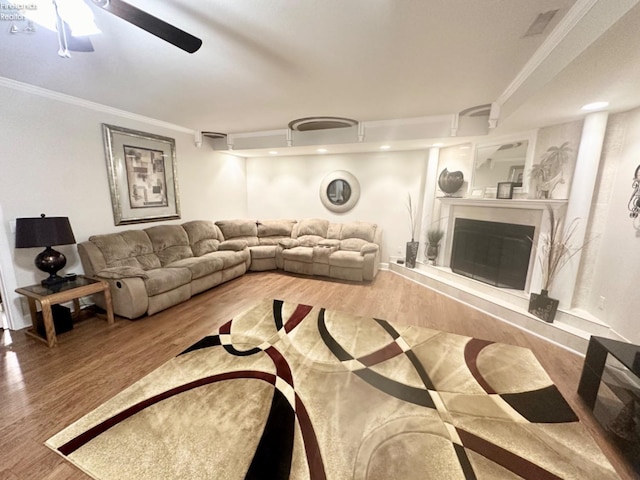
[245,150,429,263]
[586,107,640,344]
[0,85,247,329]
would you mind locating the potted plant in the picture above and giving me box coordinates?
[426,228,444,264]
[405,194,419,268]
[528,207,587,322]
[530,142,571,199]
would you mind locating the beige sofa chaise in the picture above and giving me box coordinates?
[78,218,381,319]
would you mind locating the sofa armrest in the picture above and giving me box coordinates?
[95,266,149,280]
[278,238,299,249]
[360,243,379,256]
[219,239,248,251]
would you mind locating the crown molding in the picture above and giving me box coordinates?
[496,0,601,105]
[0,76,194,135]
[495,0,639,119]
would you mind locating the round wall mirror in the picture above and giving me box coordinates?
[327,179,351,205]
[320,171,360,213]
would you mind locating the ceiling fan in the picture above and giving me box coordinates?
[54,0,202,56]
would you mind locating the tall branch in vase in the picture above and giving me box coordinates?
[406,193,417,242]
[538,208,585,292]
[405,194,419,268]
[528,206,591,323]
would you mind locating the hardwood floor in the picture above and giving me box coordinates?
[0,271,635,479]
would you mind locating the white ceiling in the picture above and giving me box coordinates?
[1,0,639,156]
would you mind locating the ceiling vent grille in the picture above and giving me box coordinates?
[288,116,358,132]
[524,10,558,37]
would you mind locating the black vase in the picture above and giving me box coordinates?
[426,243,439,264]
[528,289,559,323]
[405,241,419,268]
[438,168,464,196]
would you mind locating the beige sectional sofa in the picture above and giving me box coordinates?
[78,218,382,319]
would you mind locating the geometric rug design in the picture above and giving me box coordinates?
[46,299,618,479]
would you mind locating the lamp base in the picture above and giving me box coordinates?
[35,247,67,287]
[41,275,67,288]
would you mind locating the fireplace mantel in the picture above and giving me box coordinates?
[437,197,567,210]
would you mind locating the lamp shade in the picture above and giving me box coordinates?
[15,215,76,248]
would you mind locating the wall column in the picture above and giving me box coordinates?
[553,111,608,308]
[418,147,441,263]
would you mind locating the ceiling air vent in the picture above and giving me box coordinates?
[524,10,558,37]
[288,116,358,132]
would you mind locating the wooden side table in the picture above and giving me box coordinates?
[15,275,115,348]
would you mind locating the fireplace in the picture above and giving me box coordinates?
[450,218,534,290]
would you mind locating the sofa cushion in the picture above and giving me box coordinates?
[166,256,224,279]
[89,230,161,270]
[216,219,259,246]
[282,246,314,263]
[257,219,296,237]
[258,236,290,246]
[341,221,377,242]
[182,220,222,256]
[296,218,329,237]
[144,267,192,296]
[250,245,277,259]
[145,225,193,266]
[329,250,364,268]
[219,239,249,251]
[206,249,249,269]
[297,235,325,247]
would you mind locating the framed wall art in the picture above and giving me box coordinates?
[102,124,181,225]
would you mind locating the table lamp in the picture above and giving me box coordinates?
[15,214,76,287]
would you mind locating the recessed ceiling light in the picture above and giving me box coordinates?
[317,148,328,154]
[581,101,609,111]
[380,145,391,150]
[269,151,278,155]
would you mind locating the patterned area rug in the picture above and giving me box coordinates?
[47,299,618,479]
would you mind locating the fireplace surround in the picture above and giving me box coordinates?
[437,198,567,294]
[451,218,534,290]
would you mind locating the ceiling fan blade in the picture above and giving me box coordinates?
[92,0,202,53]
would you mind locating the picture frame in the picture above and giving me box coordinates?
[496,182,514,199]
[102,124,180,225]
[470,188,484,198]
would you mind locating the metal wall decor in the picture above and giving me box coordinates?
[629,164,640,219]
[319,170,360,213]
[102,124,180,225]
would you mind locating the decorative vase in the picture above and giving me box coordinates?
[405,241,419,268]
[438,168,464,196]
[528,289,559,323]
[426,243,439,264]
